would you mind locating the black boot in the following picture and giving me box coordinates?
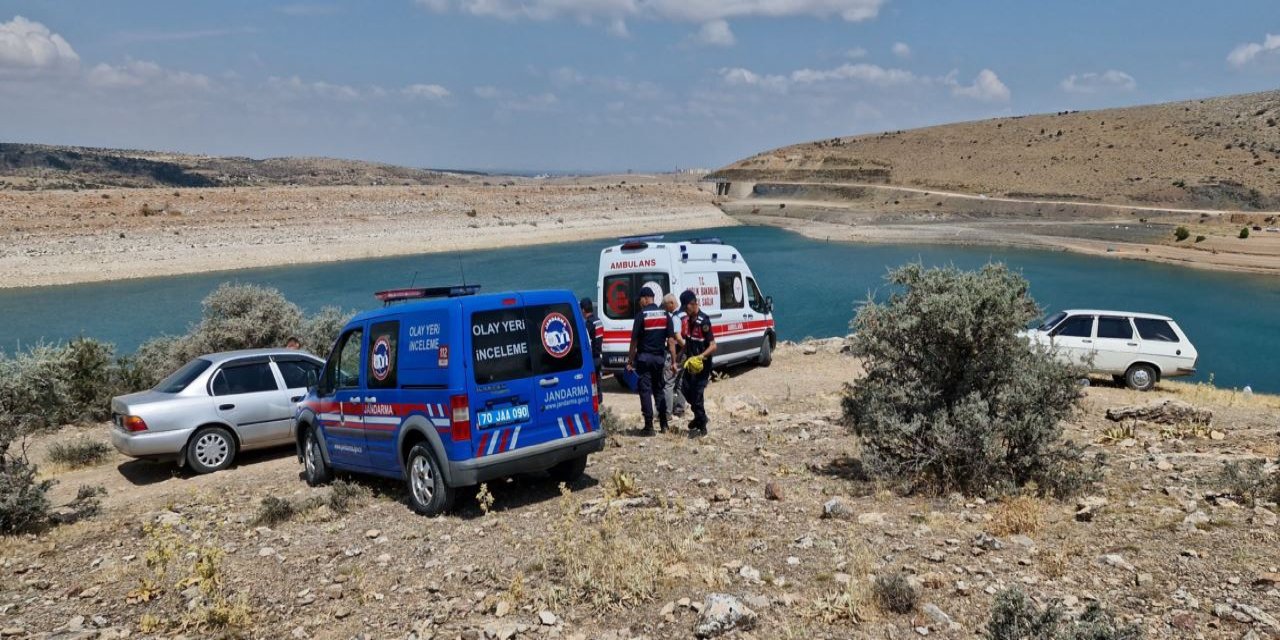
[640,419,655,437]
[658,415,670,434]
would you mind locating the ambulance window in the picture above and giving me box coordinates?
[472,308,533,384]
[718,272,744,310]
[526,303,583,375]
[367,321,399,390]
[746,277,766,314]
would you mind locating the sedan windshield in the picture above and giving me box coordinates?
[154,358,213,393]
[1035,311,1067,332]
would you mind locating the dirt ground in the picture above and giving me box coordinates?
[3,342,1280,639]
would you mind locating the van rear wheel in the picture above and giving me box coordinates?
[1124,364,1158,392]
[548,455,588,483]
[405,443,454,516]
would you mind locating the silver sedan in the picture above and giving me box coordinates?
[111,349,323,474]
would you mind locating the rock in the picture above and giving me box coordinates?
[538,611,558,626]
[365,529,382,539]
[1236,603,1280,632]
[1169,611,1196,631]
[1105,399,1212,425]
[1010,535,1035,548]
[1075,496,1108,522]
[856,512,886,526]
[764,482,783,501]
[1098,554,1135,572]
[822,498,851,520]
[1255,572,1280,587]
[1,628,25,637]
[973,532,1003,551]
[1181,511,1211,531]
[1252,507,1278,527]
[694,594,757,638]
[739,566,761,583]
[494,600,510,618]
[1136,573,1155,587]
[258,547,277,557]
[923,603,953,627]
[802,345,818,355]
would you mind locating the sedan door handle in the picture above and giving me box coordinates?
[539,377,560,387]
[1126,342,1138,347]
[219,404,235,411]
[1081,339,1092,344]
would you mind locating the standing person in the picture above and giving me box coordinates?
[679,290,716,437]
[580,297,605,403]
[662,293,687,418]
[626,285,676,436]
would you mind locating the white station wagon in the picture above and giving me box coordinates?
[1022,309,1198,391]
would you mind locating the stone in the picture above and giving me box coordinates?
[538,611,558,626]
[739,565,761,582]
[1098,554,1135,572]
[1075,496,1108,522]
[258,547,277,557]
[822,498,851,520]
[1105,399,1212,425]
[1181,511,1211,530]
[764,482,783,501]
[1136,573,1155,587]
[494,600,510,618]
[694,594,757,638]
[365,529,382,539]
[857,512,886,526]
[1252,507,1278,527]
[973,532,1003,551]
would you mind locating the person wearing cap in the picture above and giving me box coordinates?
[679,289,716,437]
[580,297,605,403]
[661,293,687,418]
[626,284,677,435]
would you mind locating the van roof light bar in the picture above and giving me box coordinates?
[375,284,481,306]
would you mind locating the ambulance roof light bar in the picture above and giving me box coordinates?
[375,285,481,306]
[686,237,722,245]
[618,234,664,250]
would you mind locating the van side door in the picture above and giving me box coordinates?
[526,296,595,448]
[317,326,370,469]
[468,296,537,459]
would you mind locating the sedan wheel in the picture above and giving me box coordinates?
[186,427,236,474]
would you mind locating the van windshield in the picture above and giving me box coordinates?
[603,272,670,320]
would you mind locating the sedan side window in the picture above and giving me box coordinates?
[211,363,279,396]
[278,360,321,389]
[1052,315,1094,338]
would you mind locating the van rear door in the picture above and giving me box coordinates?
[467,295,538,460]
[524,293,596,447]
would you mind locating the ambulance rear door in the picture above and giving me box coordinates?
[597,245,673,371]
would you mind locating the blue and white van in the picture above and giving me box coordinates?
[294,286,604,515]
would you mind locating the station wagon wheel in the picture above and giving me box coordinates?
[185,426,236,474]
[1124,364,1157,392]
[302,426,332,486]
[405,443,454,516]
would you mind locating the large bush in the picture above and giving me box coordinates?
[985,588,1141,640]
[0,429,54,534]
[842,264,1097,498]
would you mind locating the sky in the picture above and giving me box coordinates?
[0,1,1278,173]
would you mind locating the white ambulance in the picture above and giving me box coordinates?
[596,236,776,379]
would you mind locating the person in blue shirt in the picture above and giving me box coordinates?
[626,285,677,435]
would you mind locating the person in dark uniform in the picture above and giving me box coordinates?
[626,285,676,435]
[679,290,716,437]
[580,297,605,403]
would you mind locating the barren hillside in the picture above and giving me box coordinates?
[0,143,469,190]
[712,91,1280,210]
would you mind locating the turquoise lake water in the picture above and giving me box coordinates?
[1,225,1277,392]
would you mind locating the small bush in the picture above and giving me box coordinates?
[1239,227,1250,239]
[843,264,1097,498]
[1219,459,1279,506]
[0,433,54,534]
[991,495,1045,535]
[251,496,297,526]
[47,438,112,469]
[873,573,918,614]
[600,406,623,433]
[1173,226,1190,241]
[1194,235,1206,243]
[985,588,1141,640]
[326,478,368,514]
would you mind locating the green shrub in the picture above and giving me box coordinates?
[1194,235,1206,243]
[985,588,1141,640]
[62,338,116,422]
[300,306,351,356]
[326,478,369,514]
[1219,459,1279,506]
[252,496,298,526]
[1173,226,1190,241]
[873,573,918,614]
[0,431,54,534]
[843,264,1097,498]
[47,437,112,469]
[1239,227,1250,239]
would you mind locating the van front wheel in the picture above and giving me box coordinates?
[405,443,454,516]
[1124,364,1158,392]
[302,427,332,486]
[757,335,773,367]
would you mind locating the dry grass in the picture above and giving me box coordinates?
[806,542,878,624]
[45,438,112,470]
[1162,380,1280,410]
[991,496,1045,536]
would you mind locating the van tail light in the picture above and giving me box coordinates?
[591,373,599,414]
[449,394,471,442]
[124,415,148,432]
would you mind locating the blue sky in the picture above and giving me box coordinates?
[0,1,1277,172]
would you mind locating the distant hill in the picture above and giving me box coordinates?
[0,143,471,189]
[711,90,1280,211]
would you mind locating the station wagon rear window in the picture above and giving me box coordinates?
[1096,316,1133,340]
[1134,318,1179,342]
[154,358,212,393]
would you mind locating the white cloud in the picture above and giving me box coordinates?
[694,19,735,47]
[721,62,922,93]
[949,68,1009,102]
[402,83,451,100]
[473,85,501,99]
[607,18,630,37]
[1227,33,1280,68]
[845,47,867,59]
[891,41,910,59]
[720,67,788,92]
[551,66,586,86]
[1060,69,1135,94]
[267,75,366,101]
[113,27,258,44]
[87,59,212,90]
[416,0,885,27]
[0,16,79,74]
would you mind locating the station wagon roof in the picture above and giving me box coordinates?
[1059,309,1174,321]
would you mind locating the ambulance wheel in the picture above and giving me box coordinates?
[301,426,332,486]
[548,455,588,484]
[757,335,773,367]
[405,443,454,516]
